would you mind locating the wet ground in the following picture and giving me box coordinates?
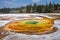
[0,13,60,40]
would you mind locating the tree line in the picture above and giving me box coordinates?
[0,2,60,13]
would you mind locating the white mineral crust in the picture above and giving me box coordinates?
[2,29,60,40]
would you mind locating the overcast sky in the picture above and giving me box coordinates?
[0,0,60,8]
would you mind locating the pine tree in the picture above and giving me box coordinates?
[26,4,32,13]
[44,5,53,13]
[36,5,43,13]
[32,3,37,13]
[49,1,52,8]
[0,8,11,13]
